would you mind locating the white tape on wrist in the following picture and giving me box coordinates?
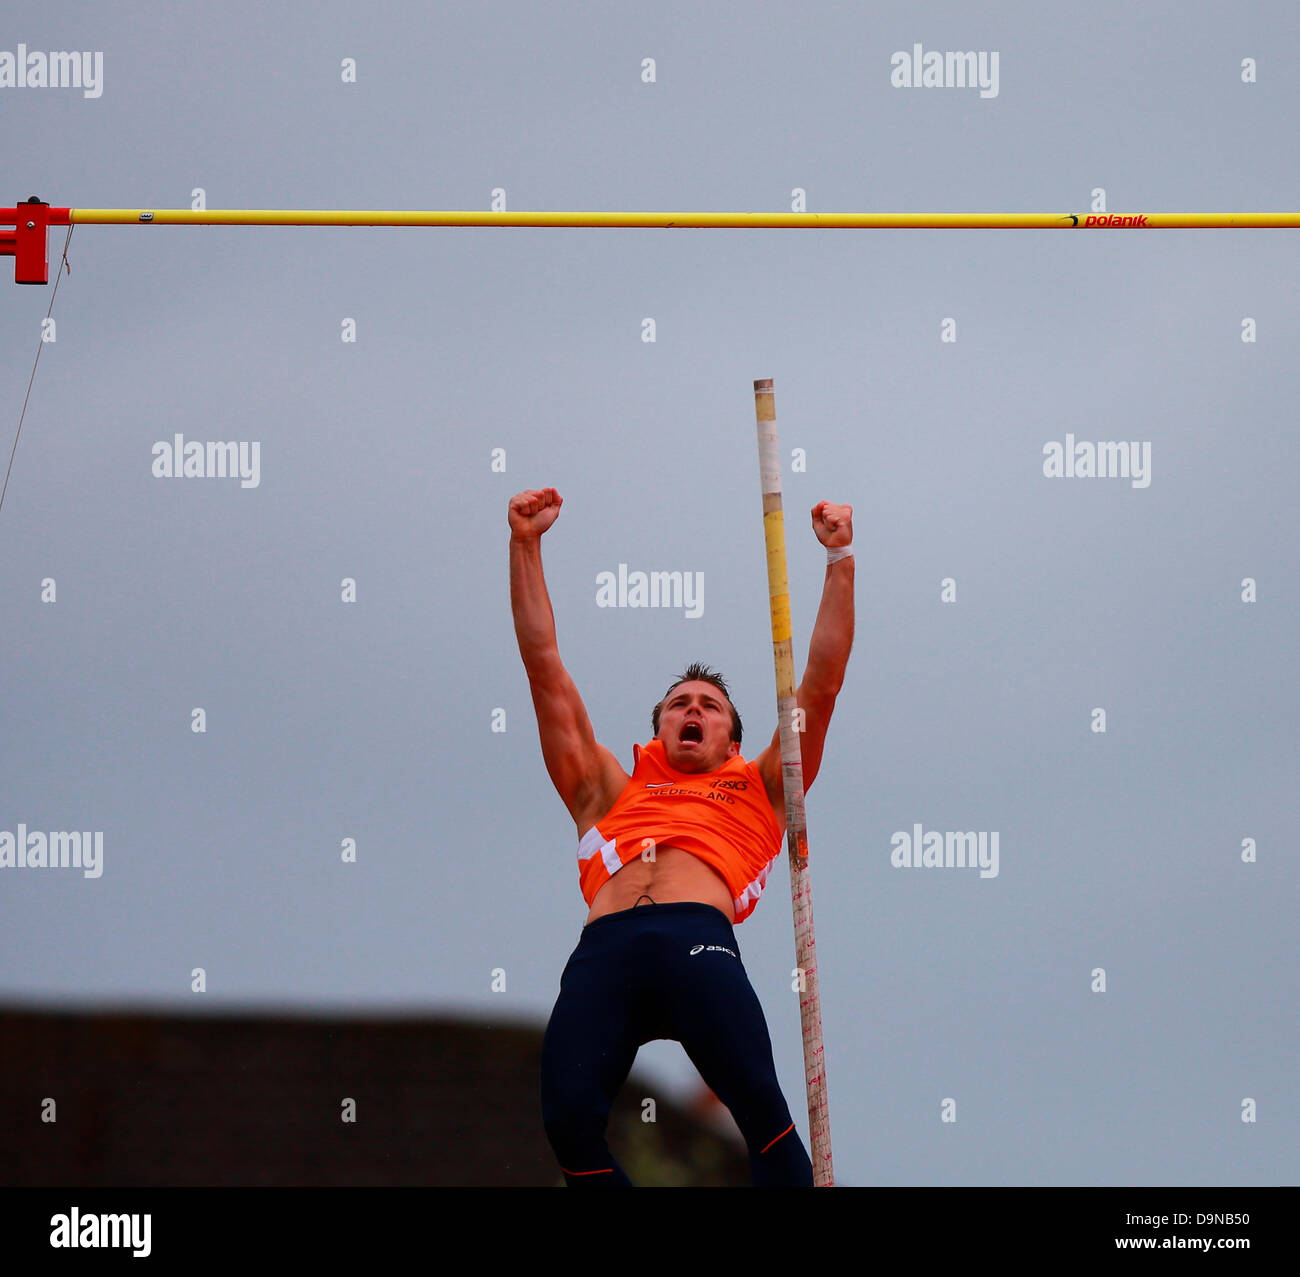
[826,545,854,565]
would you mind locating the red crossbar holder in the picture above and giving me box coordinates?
[0,198,72,284]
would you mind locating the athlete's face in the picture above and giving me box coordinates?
[658,681,740,773]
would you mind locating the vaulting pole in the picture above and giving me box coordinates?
[753,378,833,1187]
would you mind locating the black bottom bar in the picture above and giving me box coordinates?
[2,1185,1289,1262]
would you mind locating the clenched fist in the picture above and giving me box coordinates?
[811,501,853,548]
[509,487,563,539]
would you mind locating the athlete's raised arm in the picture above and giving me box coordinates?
[754,500,855,811]
[508,488,628,828]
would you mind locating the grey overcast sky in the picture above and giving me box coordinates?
[2,1,1297,1186]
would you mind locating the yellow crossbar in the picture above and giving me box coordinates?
[67,209,1300,229]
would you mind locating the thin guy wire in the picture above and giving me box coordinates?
[1,224,75,518]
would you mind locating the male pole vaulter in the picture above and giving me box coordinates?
[508,486,854,1186]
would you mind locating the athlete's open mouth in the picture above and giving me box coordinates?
[679,722,703,743]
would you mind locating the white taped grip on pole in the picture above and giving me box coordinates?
[754,379,782,496]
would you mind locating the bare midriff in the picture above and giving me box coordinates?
[584,844,734,924]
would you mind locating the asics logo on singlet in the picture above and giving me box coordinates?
[689,943,737,958]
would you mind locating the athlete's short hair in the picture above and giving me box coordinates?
[652,661,743,746]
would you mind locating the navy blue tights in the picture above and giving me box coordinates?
[540,901,813,1186]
